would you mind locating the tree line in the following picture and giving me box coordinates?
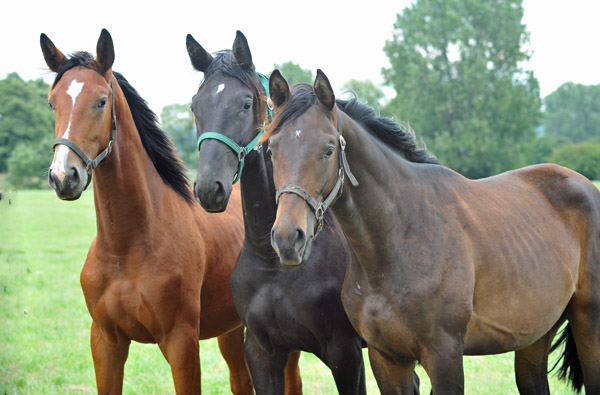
[2,0,600,189]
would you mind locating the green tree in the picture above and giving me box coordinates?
[161,104,196,170]
[544,82,600,144]
[0,73,55,188]
[341,79,386,110]
[551,141,600,181]
[273,61,313,85]
[383,0,541,178]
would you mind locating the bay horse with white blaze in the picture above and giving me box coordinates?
[186,31,404,394]
[265,69,600,394]
[41,29,252,394]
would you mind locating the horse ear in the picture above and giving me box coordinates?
[314,69,335,112]
[96,29,115,74]
[269,70,290,108]
[40,33,66,72]
[186,34,213,72]
[232,30,253,70]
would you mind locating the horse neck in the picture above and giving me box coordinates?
[91,91,171,253]
[239,149,277,253]
[331,112,423,260]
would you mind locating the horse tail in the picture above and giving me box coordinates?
[549,323,584,393]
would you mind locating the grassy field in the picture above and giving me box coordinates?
[0,189,582,394]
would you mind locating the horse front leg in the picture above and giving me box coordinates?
[419,332,466,395]
[283,351,302,395]
[324,337,367,395]
[217,325,254,395]
[157,323,202,394]
[244,331,290,394]
[90,320,131,395]
[368,346,419,395]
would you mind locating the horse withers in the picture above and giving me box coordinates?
[41,29,252,394]
[265,69,600,393]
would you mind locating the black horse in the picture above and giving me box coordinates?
[185,31,371,394]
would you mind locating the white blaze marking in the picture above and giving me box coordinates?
[52,79,85,181]
[64,79,84,139]
[216,83,225,94]
[295,129,302,138]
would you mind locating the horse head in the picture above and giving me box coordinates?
[41,29,116,200]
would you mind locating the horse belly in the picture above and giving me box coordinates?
[464,265,576,355]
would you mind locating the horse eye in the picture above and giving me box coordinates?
[48,102,54,110]
[97,98,108,108]
[243,101,252,110]
[324,146,335,159]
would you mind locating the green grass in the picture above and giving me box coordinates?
[0,189,581,394]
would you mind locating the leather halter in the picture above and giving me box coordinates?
[275,110,359,239]
[196,72,273,184]
[53,77,117,190]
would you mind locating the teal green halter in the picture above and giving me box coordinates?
[197,72,272,184]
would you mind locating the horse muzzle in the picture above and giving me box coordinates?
[193,175,231,213]
[270,201,315,266]
[48,164,86,200]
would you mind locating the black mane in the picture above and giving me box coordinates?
[115,72,193,202]
[269,84,439,165]
[52,52,192,202]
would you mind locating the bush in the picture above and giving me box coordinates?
[550,141,600,180]
[6,141,53,189]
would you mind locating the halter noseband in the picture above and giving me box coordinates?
[275,111,359,239]
[53,77,117,190]
[196,72,273,184]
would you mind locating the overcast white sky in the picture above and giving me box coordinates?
[2,0,599,115]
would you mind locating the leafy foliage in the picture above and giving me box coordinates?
[341,79,385,110]
[0,73,54,188]
[273,61,313,85]
[551,141,600,181]
[383,0,541,178]
[160,103,196,170]
[544,82,600,144]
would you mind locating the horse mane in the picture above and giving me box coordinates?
[266,84,439,165]
[51,52,193,202]
[114,72,193,202]
[199,50,268,125]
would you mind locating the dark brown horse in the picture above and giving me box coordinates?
[41,29,252,394]
[185,31,379,394]
[264,69,600,394]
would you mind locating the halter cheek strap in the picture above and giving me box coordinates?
[275,111,358,239]
[53,78,117,190]
[196,72,272,185]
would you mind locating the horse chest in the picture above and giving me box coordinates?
[81,266,186,344]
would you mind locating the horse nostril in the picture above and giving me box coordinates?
[213,180,225,204]
[69,167,80,185]
[48,170,60,189]
[294,227,306,252]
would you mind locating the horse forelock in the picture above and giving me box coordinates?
[51,51,102,88]
[199,50,267,125]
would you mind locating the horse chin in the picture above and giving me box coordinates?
[279,237,313,267]
[196,197,229,213]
